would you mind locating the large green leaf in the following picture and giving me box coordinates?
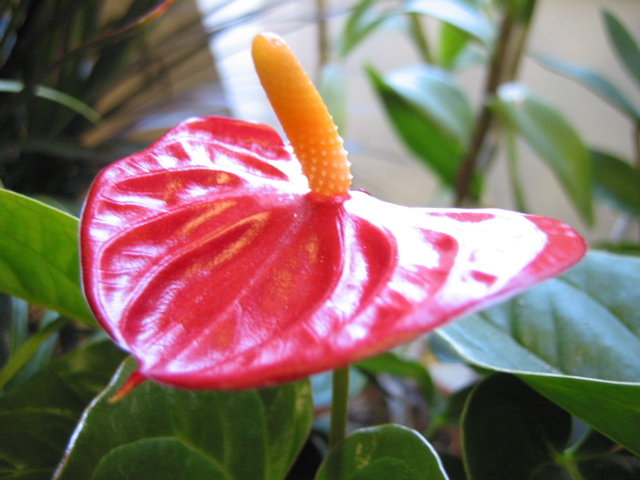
[603,11,640,89]
[53,357,313,480]
[494,83,593,225]
[591,150,640,218]
[437,251,640,455]
[315,424,449,480]
[463,373,640,480]
[0,190,95,325]
[404,0,493,45]
[463,374,572,479]
[0,340,126,480]
[367,64,474,189]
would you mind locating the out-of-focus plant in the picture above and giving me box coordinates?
[0,0,291,199]
[1,0,188,197]
[328,0,640,239]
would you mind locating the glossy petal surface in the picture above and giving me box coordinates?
[81,116,586,390]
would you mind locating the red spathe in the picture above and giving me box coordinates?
[80,116,586,390]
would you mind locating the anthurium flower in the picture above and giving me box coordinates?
[80,33,586,395]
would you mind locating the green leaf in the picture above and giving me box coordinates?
[463,374,640,479]
[0,190,96,326]
[603,11,640,90]
[315,424,449,480]
[0,340,126,480]
[92,439,227,480]
[367,64,474,189]
[338,0,398,57]
[494,83,593,225]
[438,22,472,70]
[591,150,640,217]
[463,374,572,479]
[0,80,102,124]
[437,251,640,455]
[53,357,313,480]
[405,0,493,45]
[258,384,315,480]
[536,55,640,122]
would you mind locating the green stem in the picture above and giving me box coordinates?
[454,12,515,206]
[329,366,350,448]
[454,1,539,206]
[316,0,330,70]
[555,452,587,480]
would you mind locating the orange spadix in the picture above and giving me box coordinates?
[252,33,352,197]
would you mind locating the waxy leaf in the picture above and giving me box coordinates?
[0,190,95,325]
[80,116,585,391]
[463,374,572,480]
[54,357,313,480]
[315,424,449,480]
[438,251,640,455]
[463,374,640,480]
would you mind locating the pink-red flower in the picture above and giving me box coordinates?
[79,34,586,393]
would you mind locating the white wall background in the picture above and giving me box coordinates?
[197,0,640,242]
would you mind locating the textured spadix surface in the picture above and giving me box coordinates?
[80,116,586,390]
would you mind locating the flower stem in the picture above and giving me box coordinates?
[329,365,350,448]
[454,0,539,206]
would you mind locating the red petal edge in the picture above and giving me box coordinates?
[80,116,587,390]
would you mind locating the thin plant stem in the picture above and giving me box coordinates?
[329,365,350,448]
[454,1,539,206]
[316,0,330,70]
[455,12,515,206]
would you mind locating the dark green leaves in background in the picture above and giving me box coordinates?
[53,358,314,480]
[438,251,640,456]
[0,340,126,480]
[463,374,640,480]
[0,190,95,325]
